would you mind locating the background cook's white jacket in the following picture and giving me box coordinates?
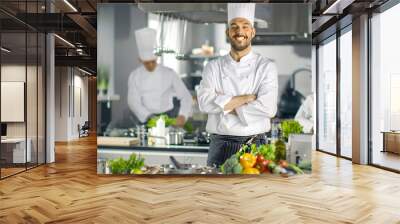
[127,65,193,123]
[295,94,314,133]
[197,51,278,136]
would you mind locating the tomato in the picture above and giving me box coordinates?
[261,160,270,173]
[240,153,257,169]
[256,154,265,164]
[242,167,260,175]
[255,159,270,173]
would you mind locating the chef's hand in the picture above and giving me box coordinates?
[175,115,186,128]
[229,110,237,115]
[224,94,257,112]
[245,94,257,103]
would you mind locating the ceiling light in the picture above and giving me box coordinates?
[322,0,354,15]
[323,0,341,14]
[63,0,78,12]
[78,67,92,76]
[54,34,75,48]
[1,47,11,53]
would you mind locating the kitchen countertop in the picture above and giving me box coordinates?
[98,144,209,153]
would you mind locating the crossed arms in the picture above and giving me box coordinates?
[196,62,278,126]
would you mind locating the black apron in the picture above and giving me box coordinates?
[207,134,267,167]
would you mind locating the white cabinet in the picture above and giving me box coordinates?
[1,138,32,163]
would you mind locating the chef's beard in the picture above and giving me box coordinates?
[228,36,252,52]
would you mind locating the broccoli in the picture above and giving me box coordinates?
[221,155,242,174]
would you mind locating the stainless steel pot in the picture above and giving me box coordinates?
[161,163,201,174]
[161,156,201,174]
[169,129,184,145]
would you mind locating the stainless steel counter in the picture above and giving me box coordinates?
[97,144,209,168]
[98,144,209,153]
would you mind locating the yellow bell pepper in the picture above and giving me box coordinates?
[240,153,257,169]
[242,167,260,175]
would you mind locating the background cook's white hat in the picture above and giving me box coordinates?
[135,27,157,61]
[227,3,256,26]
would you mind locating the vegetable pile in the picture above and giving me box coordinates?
[220,141,305,176]
[108,153,145,174]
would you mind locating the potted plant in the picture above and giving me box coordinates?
[97,65,109,96]
[280,120,312,169]
[280,120,303,142]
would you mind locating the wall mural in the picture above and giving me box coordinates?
[97,3,313,176]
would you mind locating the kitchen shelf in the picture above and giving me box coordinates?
[97,94,120,102]
[188,54,219,60]
[175,54,220,61]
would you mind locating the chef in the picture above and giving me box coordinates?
[197,3,278,167]
[127,27,192,127]
[295,94,314,133]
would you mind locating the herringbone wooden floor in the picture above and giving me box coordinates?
[1,136,400,224]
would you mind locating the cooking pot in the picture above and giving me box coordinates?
[169,129,185,145]
[163,156,202,174]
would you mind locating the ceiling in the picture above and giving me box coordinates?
[0,0,393,75]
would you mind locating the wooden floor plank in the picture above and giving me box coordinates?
[0,135,399,223]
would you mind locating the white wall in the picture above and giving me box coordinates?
[253,45,311,75]
[71,74,89,138]
[55,67,68,141]
[1,65,37,137]
[98,4,115,96]
[55,67,89,141]
[1,64,46,163]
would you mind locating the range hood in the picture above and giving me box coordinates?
[138,3,311,44]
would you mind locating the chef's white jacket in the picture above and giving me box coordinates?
[127,65,193,123]
[197,51,278,136]
[295,94,314,133]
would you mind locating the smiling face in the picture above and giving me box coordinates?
[226,17,256,52]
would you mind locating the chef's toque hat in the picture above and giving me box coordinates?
[227,3,256,26]
[135,27,157,61]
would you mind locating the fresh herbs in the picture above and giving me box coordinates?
[97,65,109,92]
[147,114,194,133]
[183,121,194,134]
[146,115,176,128]
[258,144,276,161]
[108,157,128,174]
[274,140,286,162]
[281,120,303,141]
[108,153,145,174]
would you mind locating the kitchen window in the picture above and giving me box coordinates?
[317,35,337,155]
[148,13,187,74]
[0,1,47,179]
[339,26,352,159]
[370,2,400,171]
